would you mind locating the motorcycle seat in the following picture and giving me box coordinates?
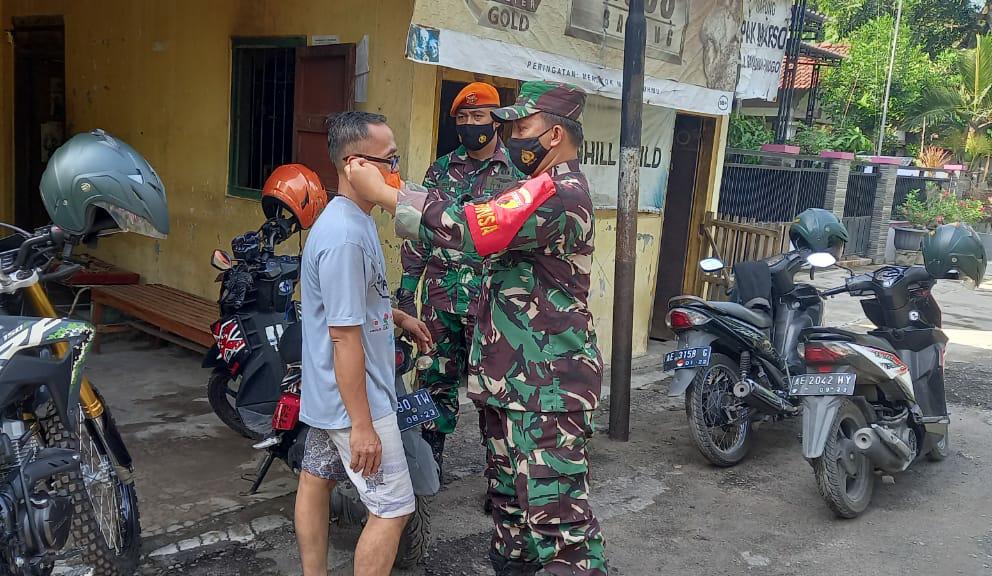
[707,301,772,329]
[802,327,897,354]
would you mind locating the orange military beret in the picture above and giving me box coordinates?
[450,82,501,117]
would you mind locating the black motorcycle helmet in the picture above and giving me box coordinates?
[789,208,849,254]
[922,223,987,287]
[39,129,169,239]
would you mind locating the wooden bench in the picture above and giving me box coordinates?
[90,284,218,354]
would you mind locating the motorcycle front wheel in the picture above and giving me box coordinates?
[39,397,141,575]
[685,353,752,467]
[208,368,261,440]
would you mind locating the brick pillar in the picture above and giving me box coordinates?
[867,163,899,263]
[820,152,854,219]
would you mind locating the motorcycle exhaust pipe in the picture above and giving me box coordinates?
[733,379,799,415]
[853,425,913,473]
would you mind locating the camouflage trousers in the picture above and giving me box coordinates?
[480,407,608,576]
[419,306,473,435]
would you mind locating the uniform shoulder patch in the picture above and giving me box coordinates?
[465,173,557,257]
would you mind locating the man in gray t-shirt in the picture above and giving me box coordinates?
[295,111,432,576]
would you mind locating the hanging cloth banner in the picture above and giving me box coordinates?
[735,0,792,100]
[406,0,744,116]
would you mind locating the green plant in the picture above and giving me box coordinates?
[728,113,774,150]
[898,187,985,227]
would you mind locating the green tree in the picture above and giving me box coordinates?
[910,35,992,177]
[819,15,942,139]
[814,0,977,57]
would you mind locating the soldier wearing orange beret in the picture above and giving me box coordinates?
[397,83,523,506]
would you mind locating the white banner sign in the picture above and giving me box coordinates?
[735,0,791,101]
[580,96,676,212]
[408,27,733,115]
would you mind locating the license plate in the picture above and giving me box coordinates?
[396,388,440,432]
[789,373,857,396]
[663,346,712,371]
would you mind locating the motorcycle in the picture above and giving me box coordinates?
[243,320,440,569]
[0,224,141,575]
[664,249,837,466]
[797,264,952,518]
[202,217,300,439]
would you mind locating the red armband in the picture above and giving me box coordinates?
[464,173,557,257]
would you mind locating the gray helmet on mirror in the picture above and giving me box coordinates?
[39,129,169,239]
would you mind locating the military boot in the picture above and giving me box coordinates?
[489,551,541,576]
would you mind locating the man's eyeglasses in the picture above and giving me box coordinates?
[346,153,401,173]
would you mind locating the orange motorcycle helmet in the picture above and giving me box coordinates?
[261,164,328,231]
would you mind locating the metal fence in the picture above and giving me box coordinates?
[843,164,878,256]
[892,168,956,218]
[718,149,830,222]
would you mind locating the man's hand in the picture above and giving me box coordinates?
[395,308,433,351]
[349,421,382,477]
[344,158,399,207]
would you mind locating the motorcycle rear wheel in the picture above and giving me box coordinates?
[812,399,874,519]
[39,399,141,575]
[686,354,752,467]
[331,484,432,568]
[208,368,261,440]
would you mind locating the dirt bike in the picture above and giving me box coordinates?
[0,224,140,575]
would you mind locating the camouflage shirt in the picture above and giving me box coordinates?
[399,142,522,316]
[395,160,602,413]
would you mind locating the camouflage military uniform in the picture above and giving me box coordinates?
[395,89,608,576]
[399,143,521,448]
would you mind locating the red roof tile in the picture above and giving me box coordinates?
[779,43,850,90]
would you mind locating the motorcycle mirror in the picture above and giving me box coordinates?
[806,252,837,269]
[699,258,725,273]
[211,249,234,271]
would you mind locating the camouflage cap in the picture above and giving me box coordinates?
[492,81,586,122]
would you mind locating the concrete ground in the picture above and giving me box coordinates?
[62,267,992,575]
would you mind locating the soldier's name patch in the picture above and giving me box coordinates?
[465,173,557,257]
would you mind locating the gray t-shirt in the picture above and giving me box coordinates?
[300,196,396,430]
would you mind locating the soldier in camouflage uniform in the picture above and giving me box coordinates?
[397,82,523,472]
[345,81,607,576]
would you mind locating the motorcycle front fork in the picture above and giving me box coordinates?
[24,283,105,419]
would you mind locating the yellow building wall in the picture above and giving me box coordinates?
[0,0,434,297]
[0,0,716,361]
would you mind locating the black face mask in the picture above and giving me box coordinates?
[456,123,497,152]
[506,128,553,175]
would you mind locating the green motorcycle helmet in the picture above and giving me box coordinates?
[40,129,169,239]
[922,222,987,286]
[789,208,849,253]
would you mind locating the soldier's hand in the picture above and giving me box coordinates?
[344,158,392,204]
[397,313,433,352]
[350,421,382,477]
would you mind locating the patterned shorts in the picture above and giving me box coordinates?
[301,428,349,482]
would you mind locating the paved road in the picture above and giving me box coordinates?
[74,270,992,575]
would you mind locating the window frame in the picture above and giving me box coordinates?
[227,36,307,200]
